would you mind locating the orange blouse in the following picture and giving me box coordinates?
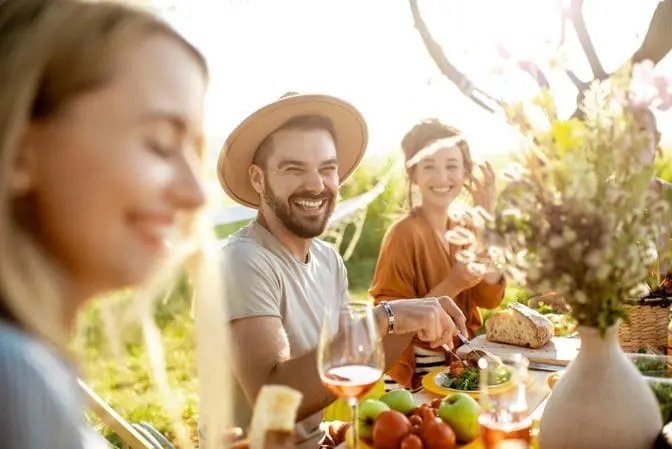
[369,208,506,389]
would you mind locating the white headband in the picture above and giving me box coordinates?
[405,135,466,169]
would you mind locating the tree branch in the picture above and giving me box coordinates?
[569,0,606,79]
[630,0,672,66]
[566,70,587,91]
[409,0,502,114]
[496,44,551,90]
[558,0,567,48]
[572,0,672,118]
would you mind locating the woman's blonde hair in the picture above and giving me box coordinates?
[0,1,231,447]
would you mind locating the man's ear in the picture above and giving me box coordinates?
[10,126,39,196]
[249,164,265,195]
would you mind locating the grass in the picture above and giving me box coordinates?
[78,293,201,448]
[79,150,672,447]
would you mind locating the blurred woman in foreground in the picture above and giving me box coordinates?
[0,1,231,447]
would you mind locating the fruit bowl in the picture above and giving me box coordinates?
[339,390,484,449]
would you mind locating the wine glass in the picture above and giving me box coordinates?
[318,302,385,449]
[478,354,532,449]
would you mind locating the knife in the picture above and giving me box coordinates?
[456,333,503,365]
[456,332,477,353]
[528,362,565,372]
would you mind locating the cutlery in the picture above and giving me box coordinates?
[456,332,478,353]
[441,344,469,367]
[528,362,565,372]
[456,333,503,365]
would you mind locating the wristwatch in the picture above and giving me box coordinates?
[380,301,395,335]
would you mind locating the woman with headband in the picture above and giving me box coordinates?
[369,119,506,392]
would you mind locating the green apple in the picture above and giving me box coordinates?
[379,389,416,415]
[358,399,390,439]
[438,393,481,442]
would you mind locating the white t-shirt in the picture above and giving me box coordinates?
[220,221,349,449]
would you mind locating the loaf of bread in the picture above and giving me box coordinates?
[249,385,303,449]
[485,302,554,349]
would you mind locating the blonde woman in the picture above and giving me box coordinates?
[0,1,231,448]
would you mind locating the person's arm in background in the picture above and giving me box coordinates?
[470,272,506,310]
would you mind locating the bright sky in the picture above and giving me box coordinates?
[151,0,672,168]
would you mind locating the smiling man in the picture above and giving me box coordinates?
[216,93,468,449]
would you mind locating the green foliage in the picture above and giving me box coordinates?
[655,150,672,183]
[79,291,199,447]
[214,221,248,240]
[338,155,407,292]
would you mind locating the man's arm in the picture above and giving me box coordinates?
[333,249,417,376]
[229,306,412,421]
[230,299,460,422]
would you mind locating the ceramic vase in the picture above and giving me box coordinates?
[538,325,662,449]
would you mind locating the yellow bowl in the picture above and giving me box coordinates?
[421,366,515,398]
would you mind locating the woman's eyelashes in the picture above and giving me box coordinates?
[147,139,177,158]
[420,163,459,172]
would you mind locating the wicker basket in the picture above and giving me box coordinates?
[618,297,671,353]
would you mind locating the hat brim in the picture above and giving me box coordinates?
[217,94,368,208]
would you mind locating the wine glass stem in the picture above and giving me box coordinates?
[349,398,359,449]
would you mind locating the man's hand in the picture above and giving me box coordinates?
[381,298,461,349]
[437,296,468,337]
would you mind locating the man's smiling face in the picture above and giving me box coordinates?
[254,126,339,238]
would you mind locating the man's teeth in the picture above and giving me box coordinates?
[293,199,325,209]
[431,187,452,193]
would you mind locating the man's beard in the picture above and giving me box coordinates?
[262,176,336,239]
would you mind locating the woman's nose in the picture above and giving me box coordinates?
[170,153,206,211]
[437,166,451,180]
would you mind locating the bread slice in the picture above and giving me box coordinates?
[249,385,303,449]
[485,302,554,349]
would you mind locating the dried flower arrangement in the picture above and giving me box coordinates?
[449,61,671,335]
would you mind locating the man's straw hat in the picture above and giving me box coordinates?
[217,93,368,208]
